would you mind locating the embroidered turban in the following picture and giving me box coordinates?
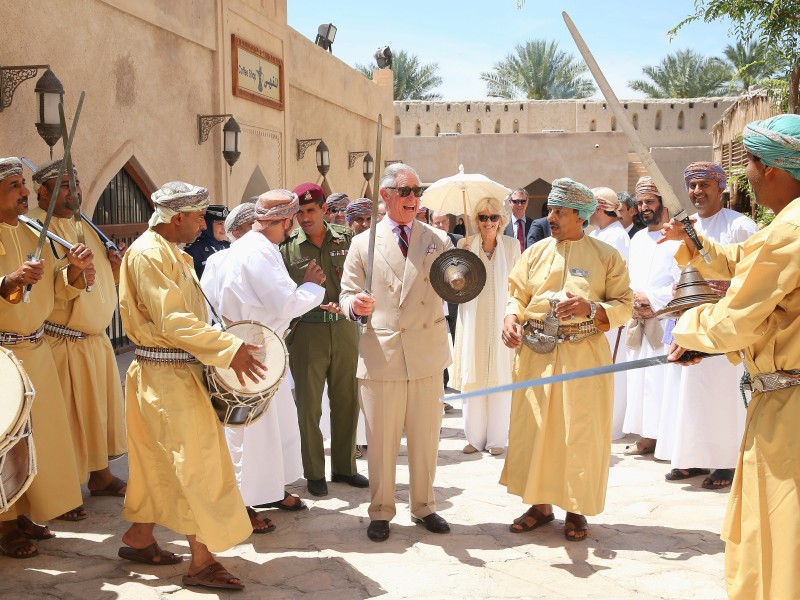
[547,178,597,226]
[634,176,661,200]
[743,114,800,181]
[345,197,372,222]
[252,189,299,231]
[148,181,210,226]
[0,157,23,182]
[326,192,349,211]
[683,162,727,191]
[225,203,256,234]
[32,158,78,192]
[592,187,621,216]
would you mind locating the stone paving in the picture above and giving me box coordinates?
[0,352,730,599]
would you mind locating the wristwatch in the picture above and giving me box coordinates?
[588,301,597,319]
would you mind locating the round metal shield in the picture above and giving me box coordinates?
[429,248,487,304]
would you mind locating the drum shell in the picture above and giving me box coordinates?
[0,417,35,512]
[204,320,288,427]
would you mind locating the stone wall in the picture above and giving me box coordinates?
[392,98,736,205]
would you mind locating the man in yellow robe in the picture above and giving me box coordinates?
[118,181,266,590]
[29,159,127,512]
[501,178,632,541]
[666,114,800,600]
[0,157,92,558]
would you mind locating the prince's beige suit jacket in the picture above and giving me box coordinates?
[340,218,454,381]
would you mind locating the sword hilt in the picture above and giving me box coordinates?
[673,210,712,264]
[21,253,40,304]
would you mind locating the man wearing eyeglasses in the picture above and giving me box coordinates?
[340,163,454,542]
[503,188,534,252]
[326,192,349,227]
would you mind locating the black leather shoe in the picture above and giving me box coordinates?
[412,513,450,534]
[367,520,390,542]
[307,478,328,497]
[331,472,369,488]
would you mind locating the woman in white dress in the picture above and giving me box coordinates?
[450,196,521,455]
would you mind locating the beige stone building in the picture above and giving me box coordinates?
[393,98,736,216]
[1,0,393,242]
[1,0,391,349]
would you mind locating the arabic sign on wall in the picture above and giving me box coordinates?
[232,34,284,110]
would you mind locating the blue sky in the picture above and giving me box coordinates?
[287,1,734,100]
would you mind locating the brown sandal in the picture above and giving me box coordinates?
[118,542,183,565]
[57,505,88,521]
[564,512,589,541]
[509,506,555,533]
[90,476,127,497]
[17,515,55,540]
[0,530,39,559]
[247,507,276,534]
[182,561,244,590]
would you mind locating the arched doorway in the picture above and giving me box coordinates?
[524,178,552,218]
[242,166,270,201]
[93,161,154,352]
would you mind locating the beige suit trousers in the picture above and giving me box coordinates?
[359,375,444,521]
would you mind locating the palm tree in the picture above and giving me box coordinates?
[480,39,595,100]
[723,41,771,92]
[356,50,443,101]
[629,49,734,98]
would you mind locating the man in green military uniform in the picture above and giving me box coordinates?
[281,183,367,497]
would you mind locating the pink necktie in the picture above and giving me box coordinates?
[516,220,525,252]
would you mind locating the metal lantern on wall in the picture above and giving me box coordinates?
[362,152,374,182]
[222,116,241,170]
[34,69,64,156]
[315,140,330,177]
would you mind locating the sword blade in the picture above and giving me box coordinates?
[444,349,715,403]
[23,92,85,303]
[19,215,74,250]
[57,100,90,291]
[562,12,687,216]
[364,113,382,296]
[446,355,669,402]
[561,12,711,263]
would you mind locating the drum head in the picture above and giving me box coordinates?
[0,349,26,440]
[214,321,287,395]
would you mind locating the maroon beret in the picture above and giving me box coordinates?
[293,182,325,204]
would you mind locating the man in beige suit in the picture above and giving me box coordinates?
[340,163,454,542]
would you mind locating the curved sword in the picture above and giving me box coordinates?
[562,12,711,264]
[444,350,714,403]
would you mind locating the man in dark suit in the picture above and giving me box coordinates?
[503,188,533,252]
[617,192,645,238]
[527,216,551,246]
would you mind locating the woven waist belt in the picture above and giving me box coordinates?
[44,321,87,341]
[0,325,45,346]
[134,346,197,365]
[300,311,346,324]
[525,319,599,342]
[744,369,800,393]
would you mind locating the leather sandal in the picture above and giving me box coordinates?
[0,530,38,559]
[182,561,244,590]
[564,512,589,541]
[117,542,183,565]
[16,516,55,540]
[509,506,555,533]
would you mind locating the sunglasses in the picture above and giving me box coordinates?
[386,186,423,197]
[477,214,501,222]
[510,199,527,205]
[329,208,346,214]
